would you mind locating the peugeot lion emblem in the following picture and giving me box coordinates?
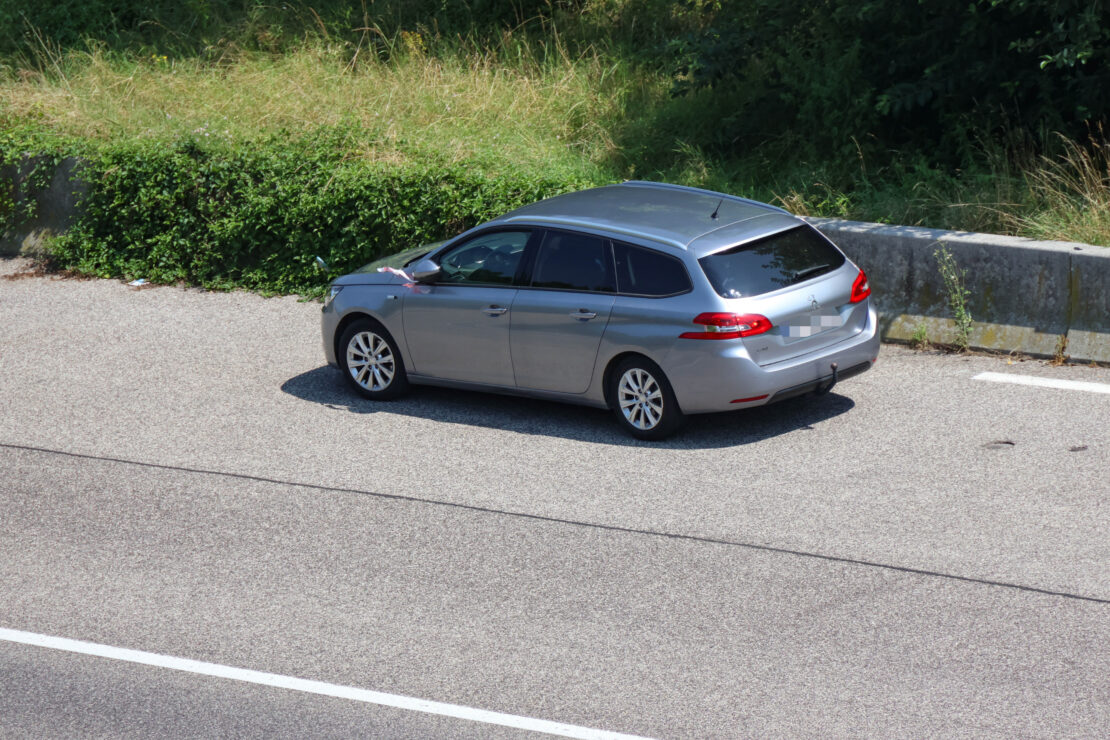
[810,295,821,311]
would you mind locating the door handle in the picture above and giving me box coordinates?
[482,305,509,316]
[570,309,597,320]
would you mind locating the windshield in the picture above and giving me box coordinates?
[355,241,446,274]
[698,226,845,298]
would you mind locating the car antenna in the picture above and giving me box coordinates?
[710,198,722,220]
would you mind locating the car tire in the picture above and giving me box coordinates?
[609,356,685,440]
[337,318,409,401]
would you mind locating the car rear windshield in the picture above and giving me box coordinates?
[698,225,846,299]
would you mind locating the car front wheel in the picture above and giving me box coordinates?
[610,357,685,440]
[338,318,409,400]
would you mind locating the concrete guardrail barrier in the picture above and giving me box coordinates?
[1,157,85,257]
[810,218,1109,364]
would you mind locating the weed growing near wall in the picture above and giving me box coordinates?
[934,244,973,351]
[910,322,930,350]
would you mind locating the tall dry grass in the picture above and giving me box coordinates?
[0,38,627,178]
[1009,132,1110,246]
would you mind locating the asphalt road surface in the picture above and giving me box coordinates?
[2,258,1108,738]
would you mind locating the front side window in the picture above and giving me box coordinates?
[613,242,691,297]
[699,225,846,299]
[437,231,529,286]
[531,231,614,293]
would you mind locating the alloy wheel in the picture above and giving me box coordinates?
[617,367,664,430]
[346,331,396,392]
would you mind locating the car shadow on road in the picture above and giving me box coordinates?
[281,366,856,450]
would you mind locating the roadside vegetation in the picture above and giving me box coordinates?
[2,1,1107,293]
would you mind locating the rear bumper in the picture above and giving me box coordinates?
[663,306,880,414]
[767,360,872,403]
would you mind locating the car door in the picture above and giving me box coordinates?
[401,230,531,386]
[509,229,616,394]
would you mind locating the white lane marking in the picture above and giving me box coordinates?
[973,371,1110,395]
[0,627,654,740]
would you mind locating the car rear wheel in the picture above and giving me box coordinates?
[610,357,685,440]
[338,318,409,400]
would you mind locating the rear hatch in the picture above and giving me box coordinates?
[697,225,870,366]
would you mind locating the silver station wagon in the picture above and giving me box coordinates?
[321,182,880,438]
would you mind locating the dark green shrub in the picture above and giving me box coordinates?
[12,129,591,295]
[664,0,1110,165]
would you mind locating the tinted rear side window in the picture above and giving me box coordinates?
[531,231,615,292]
[698,225,846,298]
[613,242,691,297]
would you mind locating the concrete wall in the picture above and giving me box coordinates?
[1,157,86,257]
[810,218,1110,363]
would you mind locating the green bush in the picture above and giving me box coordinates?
[664,0,1110,164]
[1,128,591,295]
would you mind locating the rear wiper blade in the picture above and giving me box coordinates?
[791,264,830,282]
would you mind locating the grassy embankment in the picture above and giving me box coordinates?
[1,9,1107,294]
[10,39,1109,236]
[2,38,612,180]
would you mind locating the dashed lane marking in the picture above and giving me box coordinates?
[973,371,1110,395]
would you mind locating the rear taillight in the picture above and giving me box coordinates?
[680,312,773,340]
[850,269,871,303]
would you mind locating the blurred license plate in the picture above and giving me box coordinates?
[787,310,844,338]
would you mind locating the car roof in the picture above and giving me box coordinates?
[492,181,803,257]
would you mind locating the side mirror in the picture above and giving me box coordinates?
[410,258,441,283]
